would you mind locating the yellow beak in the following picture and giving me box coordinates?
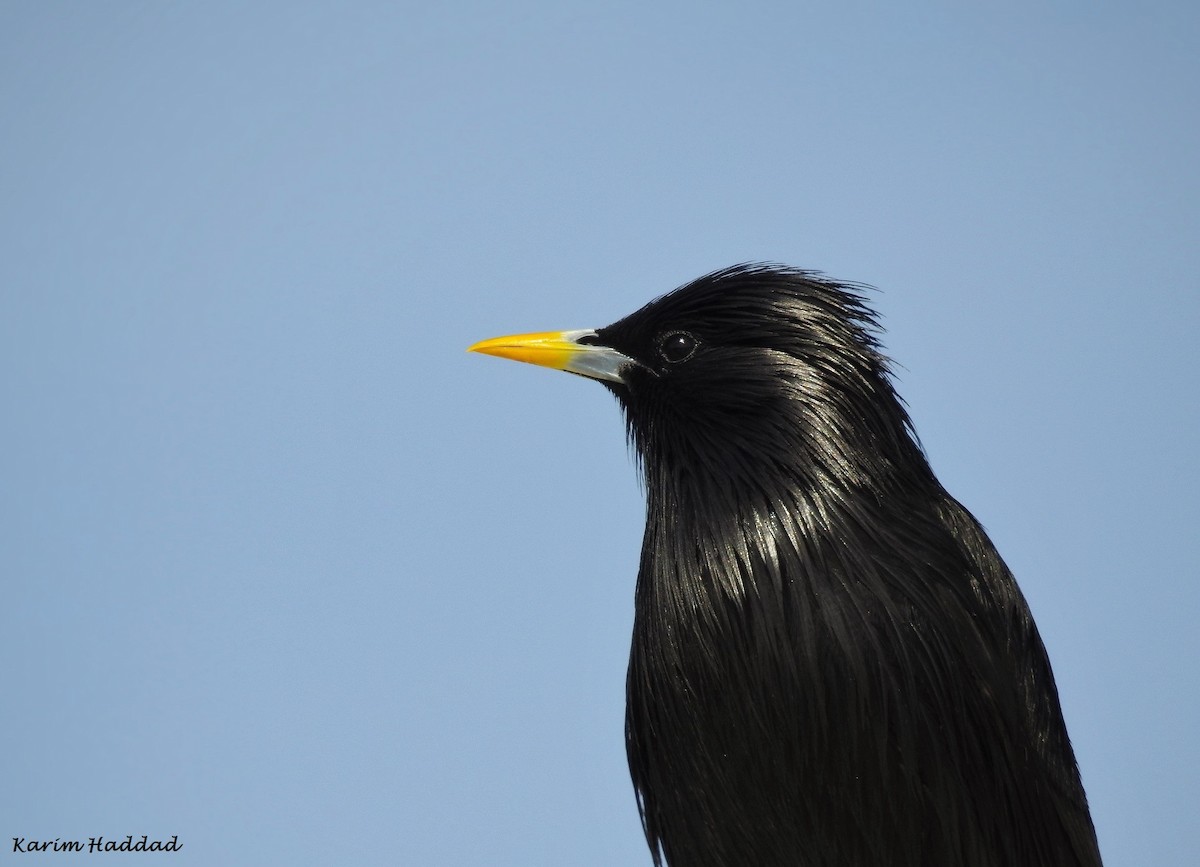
[467,329,632,384]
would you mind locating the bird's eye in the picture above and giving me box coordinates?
[658,331,699,364]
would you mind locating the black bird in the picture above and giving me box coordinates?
[469,264,1102,867]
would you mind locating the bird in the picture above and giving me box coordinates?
[468,264,1102,867]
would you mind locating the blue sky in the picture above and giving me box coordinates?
[2,3,1197,865]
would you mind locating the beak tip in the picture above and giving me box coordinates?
[466,338,503,356]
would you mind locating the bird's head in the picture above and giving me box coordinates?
[470,264,929,504]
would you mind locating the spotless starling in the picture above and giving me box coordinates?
[469,264,1102,867]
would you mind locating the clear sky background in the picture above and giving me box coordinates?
[2,3,1197,865]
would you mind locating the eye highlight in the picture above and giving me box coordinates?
[658,331,699,364]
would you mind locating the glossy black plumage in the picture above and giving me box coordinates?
[482,265,1102,867]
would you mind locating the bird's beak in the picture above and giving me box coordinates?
[467,329,632,385]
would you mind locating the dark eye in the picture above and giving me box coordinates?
[658,331,699,364]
